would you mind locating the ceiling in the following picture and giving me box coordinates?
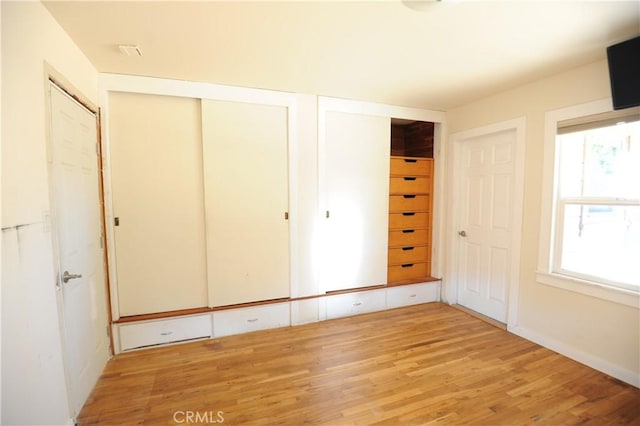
[43,1,640,111]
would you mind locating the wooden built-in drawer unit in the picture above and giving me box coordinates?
[387,155,433,284]
[388,262,429,283]
[388,212,430,230]
[390,157,433,177]
[389,176,431,194]
[388,245,429,265]
[389,194,430,212]
[388,229,429,247]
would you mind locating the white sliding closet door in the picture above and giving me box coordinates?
[322,112,390,292]
[202,100,290,307]
[109,93,208,316]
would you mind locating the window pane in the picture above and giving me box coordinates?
[558,120,640,199]
[560,204,640,287]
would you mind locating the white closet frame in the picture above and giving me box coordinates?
[99,74,447,353]
[99,74,302,320]
[317,97,447,291]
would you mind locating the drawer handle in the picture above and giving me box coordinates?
[402,264,414,268]
[247,318,259,323]
[404,159,418,163]
[403,195,416,199]
[353,302,362,306]
[404,177,417,181]
[402,212,416,216]
[160,331,173,336]
[402,246,415,251]
[402,229,415,233]
[410,294,417,298]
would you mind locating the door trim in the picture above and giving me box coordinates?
[444,117,526,328]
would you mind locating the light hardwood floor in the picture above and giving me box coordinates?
[79,303,639,425]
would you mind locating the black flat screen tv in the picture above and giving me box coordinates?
[606,35,640,110]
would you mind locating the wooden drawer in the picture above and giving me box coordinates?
[389,176,431,195]
[386,282,440,309]
[388,262,429,283]
[388,245,429,265]
[213,303,290,338]
[389,228,429,247]
[389,194,430,212]
[390,157,432,177]
[389,212,430,230]
[118,314,212,351]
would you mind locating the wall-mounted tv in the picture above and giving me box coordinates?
[607,35,640,110]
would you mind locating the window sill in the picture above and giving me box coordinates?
[536,271,639,308]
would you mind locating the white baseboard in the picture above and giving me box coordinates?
[508,324,639,388]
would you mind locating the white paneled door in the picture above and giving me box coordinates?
[457,128,517,323]
[49,82,110,417]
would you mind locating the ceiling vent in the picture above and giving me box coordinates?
[118,44,143,57]
[402,0,443,11]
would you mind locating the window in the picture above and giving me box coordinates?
[556,118,639,290]
[538,99,640,306]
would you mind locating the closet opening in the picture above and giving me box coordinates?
[391,119,434,158]
[387,118,436,285]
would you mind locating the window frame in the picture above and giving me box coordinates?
[537,99,639,308]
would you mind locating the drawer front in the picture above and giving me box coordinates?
[213,303,290,338]
[390,157,432,177]
[389,212,430,230]
[388,245,429,265]
[389,228,429,247]
[388,262,429,283]
[325,289,386,319]
[389,195,430,212]
[386,282,440,309]
[118,314,212,351]
[389,176,431,195]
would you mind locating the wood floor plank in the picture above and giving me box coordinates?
[77,303,640,425]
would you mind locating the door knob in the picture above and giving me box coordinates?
[458,230,467,237]
[62,270,82,283]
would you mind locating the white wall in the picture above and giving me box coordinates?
[1,2,100,424]
[446,60,640,385]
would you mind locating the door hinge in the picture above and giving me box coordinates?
[114,217,119,226]
[284,212,289,220]
[326,210,330,218]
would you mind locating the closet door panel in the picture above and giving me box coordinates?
[109,93,208,316]
[322,112,390,291]
[202,100,290,307]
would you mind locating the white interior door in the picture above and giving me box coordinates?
[321,112,390,292]
[49,82,110,417]
[202,99,290,307]
[456,128,517,323]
